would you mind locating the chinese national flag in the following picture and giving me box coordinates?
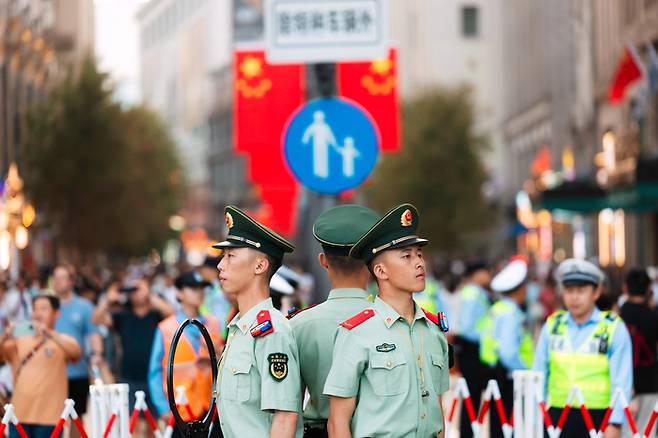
[233,49,304,236]
[337,48,400,151]
[608,45,644,104]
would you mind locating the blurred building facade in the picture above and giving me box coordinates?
[0,0,94,176]
[502,0,658,273]
[137,0,234,232]
[390,0,507,199]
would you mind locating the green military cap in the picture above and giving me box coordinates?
[312,204,381,256]
[349,203,428,263]
[212,205,294,263]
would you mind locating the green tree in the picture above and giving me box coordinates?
[364,86,492,253]
[21,58,183,258]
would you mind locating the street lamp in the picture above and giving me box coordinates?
[0,163,36,272]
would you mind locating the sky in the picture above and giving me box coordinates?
[94,0,151,105]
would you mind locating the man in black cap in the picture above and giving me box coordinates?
[288,204,380,438]
[214,206,301,438]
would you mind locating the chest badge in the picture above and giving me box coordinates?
[268,353,289,381]
[375,343,396,353]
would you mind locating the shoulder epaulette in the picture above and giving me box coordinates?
[340,309,375,330]
[422,308,450,332]
[286,304,318,320]
[251,310,275,338]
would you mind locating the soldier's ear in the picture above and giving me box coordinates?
[253,253,269,275]
[318,253,329,270]
[372,261,388,281]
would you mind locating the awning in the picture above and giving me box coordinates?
[608,183,658,212]
[534,179,608,212]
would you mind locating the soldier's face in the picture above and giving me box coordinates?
[217,247,258,295]
[374,245,426,294]
[562,283,600,318]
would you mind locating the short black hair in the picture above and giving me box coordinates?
[325,253,365,276]
[33,294,60,311]
[625,268,650,297]
[265,255,281,281]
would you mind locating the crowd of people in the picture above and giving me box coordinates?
[0,208,654,437]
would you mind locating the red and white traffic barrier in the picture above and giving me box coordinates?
[642,398,658,438]
[50,398,88,438]
[101,397,123,438]
[477,379,513,438]
[128,390,159,436]
[0,404,28,438]
[161,386,194,438]
[537,385,580,438]
[445,377,479,436]
[444,377,478,437]
[597,388,640,438]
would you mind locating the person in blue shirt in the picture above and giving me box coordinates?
[533,258,632,438]
[454,260,491,438]
[480,257,532,438]
[52,264,102,437]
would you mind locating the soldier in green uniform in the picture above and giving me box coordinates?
[214,206,302,438]
[324,204,450,438]
[288,204,380,438]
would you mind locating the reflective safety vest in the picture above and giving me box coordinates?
[546,310,620,409]
[159,315,222,421]
[479,300,533,369]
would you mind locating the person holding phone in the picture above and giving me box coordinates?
[0,292,81,438]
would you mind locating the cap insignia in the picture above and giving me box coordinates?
[225,212,234,229]
[401,209,413,227]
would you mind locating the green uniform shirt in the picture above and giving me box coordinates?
[216,298,302,438]
[323,297,450,438]
[290,288,371,425]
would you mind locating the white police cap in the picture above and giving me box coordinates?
[491,257,528,293]
[556,258,603,287]
[270,272,294,295]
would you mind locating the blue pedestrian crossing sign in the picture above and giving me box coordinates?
[283,97,380,195]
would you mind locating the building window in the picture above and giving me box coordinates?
[461,6,478,38]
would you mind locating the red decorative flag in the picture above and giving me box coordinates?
[233,49,304,236]
[608,45,644,104]
[337,48,400,151]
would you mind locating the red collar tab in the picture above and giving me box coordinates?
[251,310,274,337]
[340,309,375,330]
[286,303,318,320]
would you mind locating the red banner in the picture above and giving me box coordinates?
[233,49,304,236]
[337,48,400,152]
[608,46,644,104]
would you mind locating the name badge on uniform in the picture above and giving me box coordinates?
[375,343,396,353]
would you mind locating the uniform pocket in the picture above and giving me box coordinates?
[222,361,252,402]
[368,351,408,396]
[429,353,446,394]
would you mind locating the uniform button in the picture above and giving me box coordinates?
[386,317,391,323]
[421,413,426,419]
[386,361,392,368]
[231,368,236,374]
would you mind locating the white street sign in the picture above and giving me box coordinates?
[264,0,388,63]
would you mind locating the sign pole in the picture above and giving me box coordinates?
[297,62,337,303]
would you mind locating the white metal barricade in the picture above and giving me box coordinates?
[90,383,130,438]
[513,370,544,438]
